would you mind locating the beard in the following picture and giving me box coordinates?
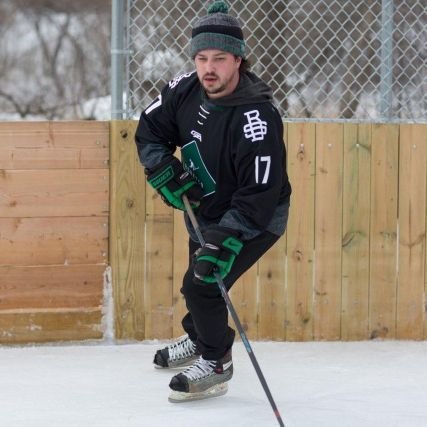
[201,73,233,96]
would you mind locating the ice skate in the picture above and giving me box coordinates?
[168,349,233,403]
[153,335,200,369]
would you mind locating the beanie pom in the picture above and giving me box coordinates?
[208,1,229,14]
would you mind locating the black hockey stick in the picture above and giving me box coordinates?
[182,195,285,427]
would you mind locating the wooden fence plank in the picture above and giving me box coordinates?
[369,124,399,339]
[0,120,109,170]
[172,210,189,337]
[229,264,259,340]
[144,181,174,339]
[110,120,146,340]
[0,265,104,310]
[258,235,287,340]
[0,169,109,217]
[0,147,109,170]
[0,310,103,344]
[285,122,315,341]
[341,124,371,340]
[397,124,427,339]
[313,123,343,340]
[0,217,108,265]
[257,122,288,341]
[0,121,109,149]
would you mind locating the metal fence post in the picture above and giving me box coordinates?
[380,0,394,119]
[111,0,125,119]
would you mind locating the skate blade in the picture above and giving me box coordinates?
[168,382,228,403]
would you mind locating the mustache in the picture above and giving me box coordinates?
[203,73,218,79]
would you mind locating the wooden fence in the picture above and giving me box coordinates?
[111,121,427,342]
[1,121,426,343]
[0,122,109,343]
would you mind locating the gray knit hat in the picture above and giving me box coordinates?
[191,1,245,58]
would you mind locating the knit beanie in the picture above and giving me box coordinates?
[191,1,246,58]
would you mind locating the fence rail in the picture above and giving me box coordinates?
[121,0,427,122]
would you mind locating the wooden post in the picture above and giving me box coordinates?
[397,124,427,339]
[369,124,399,339]
[341,123,371,340]
[110,120,146,340]
[313,123,343,340]
[285,122,315,341]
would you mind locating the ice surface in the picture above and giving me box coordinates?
[1,340,426,427]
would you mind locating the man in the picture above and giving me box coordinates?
[134,0,291,402]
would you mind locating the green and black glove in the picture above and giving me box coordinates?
[193,225,244,284]
[146,157,203,211]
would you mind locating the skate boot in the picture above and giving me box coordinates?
[168,349,233,402]
[153,335,200,369]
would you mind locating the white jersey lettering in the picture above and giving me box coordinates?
[168,72,194,89]
[243,110,267,142]
[255,155,271,184]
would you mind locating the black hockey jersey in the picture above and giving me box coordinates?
[135,71,291,240]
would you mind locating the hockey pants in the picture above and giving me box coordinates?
[181,230,280,361]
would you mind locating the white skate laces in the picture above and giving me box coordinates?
[169,336,196,361]
[182,357,217,381]
[154,334,201,369]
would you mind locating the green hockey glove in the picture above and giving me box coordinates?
[146,157,203,210]
[193,225,244,284]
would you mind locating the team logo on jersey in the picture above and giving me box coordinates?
[243,110,267,142]
[181,140,216,196]
[191,130,202,141]
[168,71,195,89]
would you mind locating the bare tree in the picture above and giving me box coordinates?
[0,0,111,119]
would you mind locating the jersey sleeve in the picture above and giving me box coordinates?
[221,104,286,234]
[134,73,193,169]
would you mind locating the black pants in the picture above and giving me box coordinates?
[180,231,280,360]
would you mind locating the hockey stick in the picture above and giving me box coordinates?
[182,195,285,427]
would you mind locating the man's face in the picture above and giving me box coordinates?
[194,49,242,99]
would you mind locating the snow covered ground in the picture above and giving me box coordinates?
[1,340,426,427]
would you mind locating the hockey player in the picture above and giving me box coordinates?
[134,0,291,402]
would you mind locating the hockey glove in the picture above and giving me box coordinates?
[146,157,203,211]
[193,225,244,284]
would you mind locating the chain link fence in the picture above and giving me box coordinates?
[122,0,427,122]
